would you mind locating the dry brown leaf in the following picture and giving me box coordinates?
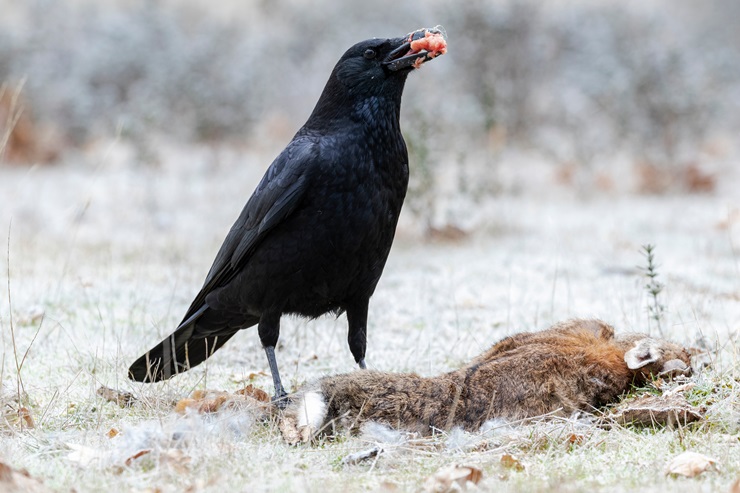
[97,386,136,408]
[664,451,719,477]
[175,387,272,414]
[423,464,482,493]
[2,404,36,431]
[18,407,34,429]
[566,434,584,446]
[500,454,525,471]
[174,398,198,414]
[0,89,62,165]
[0,461,53,492]
[175,391,232,414]
[124,449,151,467]
[199,394,230,413]
[235,384,271,403]
[729,477,740,493]
[106,428,119,439]
[247,371,269,380]
[610,391,703,427]
[0,463,11,482]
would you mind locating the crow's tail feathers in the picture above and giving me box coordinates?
[127,330,236,382]
[128,307,257,382]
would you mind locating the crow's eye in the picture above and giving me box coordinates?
[363,49,377,60]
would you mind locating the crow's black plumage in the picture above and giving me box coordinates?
[128,27,447,400]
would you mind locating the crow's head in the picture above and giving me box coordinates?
[306,27,446,125]
[333,26,447,95]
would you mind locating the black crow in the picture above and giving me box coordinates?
[129,27,447,401]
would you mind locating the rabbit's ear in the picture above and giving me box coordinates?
[624,338,662,369]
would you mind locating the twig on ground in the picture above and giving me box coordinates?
[342,446,383,466]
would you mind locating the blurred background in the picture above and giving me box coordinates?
[1,0,739,239]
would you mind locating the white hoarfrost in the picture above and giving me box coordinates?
[0,140,738,491]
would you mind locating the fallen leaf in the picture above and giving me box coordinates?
[729,477,740,493]
[0,461,53,492]
[18,408,34,429]
[665,451,719,477]
[190,390,208,400]
[175,391,232,414]
[423,464,482,493]
[124,449,151,467]
[566,434,584,446]
[174,398,198,414]
[231,371,269,383]
[175,388,272,414]
[610,391,703,427]
[235,384,270,403]
[106,428,119,439]
[97,386,136,408]
[500,454,525,471]
[2,403,36,431]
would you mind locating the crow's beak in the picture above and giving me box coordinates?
[383,26,447,72]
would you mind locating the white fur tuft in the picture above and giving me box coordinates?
[296,391,328,430]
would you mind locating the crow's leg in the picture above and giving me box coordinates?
[347,298,369,370]
[259,312,288,405]
[264,346,287,404]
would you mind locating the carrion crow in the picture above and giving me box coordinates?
[128,26,447,402]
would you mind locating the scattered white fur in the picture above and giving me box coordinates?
[296,391,327,430]
[479,418,515,436]
[360,422,405,445]
[63,409,260,469]
[445,426,473,451]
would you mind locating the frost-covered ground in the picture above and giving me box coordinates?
[0,143,738,492]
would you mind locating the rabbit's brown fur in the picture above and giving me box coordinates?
[281,319,691,441]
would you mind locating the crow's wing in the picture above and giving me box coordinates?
[128,139,317,382]
[178,138,317,327]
